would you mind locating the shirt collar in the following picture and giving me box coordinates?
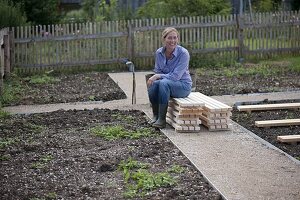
[160,45,179,57]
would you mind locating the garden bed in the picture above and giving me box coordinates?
[1,64,300,199]
[0,109,221,199]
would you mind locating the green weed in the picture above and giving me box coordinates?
[90,125,153,140]
[0,77,24,106]
[118,158,178,198]
[0,108,10,119]
[25,74,60,84]
[168,165,185,174]
[0,138,18,149]
[112,113,135,123]
[0,154,11,161]
[88,95,96,101]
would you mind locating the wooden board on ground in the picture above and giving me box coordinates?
[237,103,300,112]
[277,135,300,143]
[255,119,300,127]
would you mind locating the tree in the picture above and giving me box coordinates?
[82,0,119,22]
[137,0,231,19]
[24,0,59,25]
[0,0,27,29]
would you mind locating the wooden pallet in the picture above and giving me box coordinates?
[255,119,300,128]
[277,135,300,143]
[237,103,300,113]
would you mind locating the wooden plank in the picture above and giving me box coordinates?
[167,107,201,120]
[237,103,300,112]
[277,135,300,143]
[166,117,201,132]
[189,92,232,112]
[167,112,201,125]
[255,119,300,127]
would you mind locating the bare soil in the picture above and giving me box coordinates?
[1,67,300,199]
[0,109,221,200]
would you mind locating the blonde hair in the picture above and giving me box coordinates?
[161,27,179,43]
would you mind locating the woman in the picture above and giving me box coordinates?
[147,27,192,128]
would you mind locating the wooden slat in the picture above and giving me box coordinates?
[277,135,300,143]
[237,103,300,112]
[166,117,201,132]
[255,119,300,127]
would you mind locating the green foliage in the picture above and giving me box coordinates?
[0,0,27,28]
[286,56,300,73]
[90,125,154,140]
[168,165,185,174]
[45,192,57,199]
[112,113,135,123]
[0,137,18,149]
[0,75,24,106]
[24,0,59,25]
[0,109,11,119]
[82,0,119,22]
[118,158,178,198]
[0,154,11,161]
[60,9,88,24]
[137,0,231,18]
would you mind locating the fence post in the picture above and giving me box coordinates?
[127,23,134,61]
[3,34,11,78]
[9,30,14,72]
[237,14,245,62]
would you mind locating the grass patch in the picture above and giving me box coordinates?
[90,125,154,140]
[0,75,24,106]
[118,158,180,198]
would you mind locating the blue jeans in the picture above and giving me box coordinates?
[148,79,191,105]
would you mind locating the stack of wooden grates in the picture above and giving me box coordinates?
[166,92,232,132]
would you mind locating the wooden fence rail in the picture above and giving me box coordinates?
[6,10,300,73]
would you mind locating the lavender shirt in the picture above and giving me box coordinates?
[154,45,192,88]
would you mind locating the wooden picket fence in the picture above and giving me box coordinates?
[5,10,300,73]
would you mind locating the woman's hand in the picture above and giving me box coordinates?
[147,74,160,87]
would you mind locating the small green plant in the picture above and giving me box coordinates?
[88,95,95,101]
[112,113,135,123]
[45,192,57,199]
[0,77,24,106]
[31,154,53,169]
[168,165,185,174]
[90,125,153,140]
[0,154,11,161]
[118,158,178,198]
[0,108,10,119]
[0,138,18,149]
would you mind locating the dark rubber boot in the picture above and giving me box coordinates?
[152,104,168,129]
[149,104,159,124]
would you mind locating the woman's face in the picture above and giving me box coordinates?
[164,31,178,51]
